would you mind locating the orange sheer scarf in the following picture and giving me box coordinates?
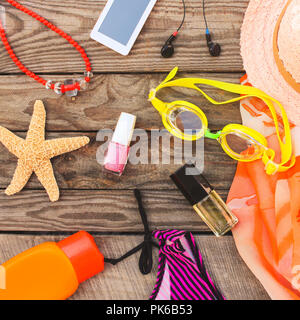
[227,76,300,300]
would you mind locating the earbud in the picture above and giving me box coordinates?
[161,32,178,58]
[208,42,221,57]
[206,29,221,57]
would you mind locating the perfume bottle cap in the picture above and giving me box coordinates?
[112,112,136,146]
[170,163,212,206]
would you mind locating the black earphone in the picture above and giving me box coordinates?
[203,0,221,57]
[161,0,221,58]
[161,32,178,58]
[161,0,185,58]
[205,29,221,57]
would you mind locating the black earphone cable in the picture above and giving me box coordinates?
[202,0,209,30]
[177,0,186,32]
[160,0,186,58]
[202,0,221,57]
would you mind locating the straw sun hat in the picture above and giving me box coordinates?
[241,0,300,125]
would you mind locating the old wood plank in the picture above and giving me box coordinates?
[0,0,249,73]
[0,73,242,132]
[0,130,237,190]
[0,234,270,300]
[0,189,232,232]
[0,72,242,190]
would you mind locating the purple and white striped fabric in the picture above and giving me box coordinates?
[150,230,225,300]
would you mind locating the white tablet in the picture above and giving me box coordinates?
[90,0,158,56]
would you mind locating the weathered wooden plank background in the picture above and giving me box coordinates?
[0,234,268,300]
[0,0,248,73]
[0,0,270,300]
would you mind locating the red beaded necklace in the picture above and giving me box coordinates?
[0,0,92,96]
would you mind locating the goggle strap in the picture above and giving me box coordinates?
[148,92,167,115]
[263,151,296,175]
[154,75,293,174]
[258,96,292,167]
[161,67,179,85]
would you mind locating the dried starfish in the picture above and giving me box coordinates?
[0,100,89,202]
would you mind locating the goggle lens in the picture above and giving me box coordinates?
[168,105,204,136]
[220,132,263,161]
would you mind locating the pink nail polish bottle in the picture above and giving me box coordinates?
[104,112,136,176]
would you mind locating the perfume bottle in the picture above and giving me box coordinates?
[104,112,136,176]
[170,164,238,236]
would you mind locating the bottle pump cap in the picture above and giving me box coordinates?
[112,112,136,146]
[57,231,104,284]
[170,163,212,206]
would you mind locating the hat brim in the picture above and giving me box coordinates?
[241,0,300,126]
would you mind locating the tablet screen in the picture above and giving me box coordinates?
[98,0,152,46]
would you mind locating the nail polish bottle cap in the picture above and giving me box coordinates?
[112,112,136,146]
[170,163,212,206]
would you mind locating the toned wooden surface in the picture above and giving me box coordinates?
[0,0,248,73]
[0,0,270,300]
[0,131,236,190]
[0,73,242,131]
[0,190,229,232]
[0,73,241,190]
[0,234,269,300]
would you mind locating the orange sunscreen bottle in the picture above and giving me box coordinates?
[0,231,104,300]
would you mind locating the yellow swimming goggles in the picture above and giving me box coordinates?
[148,67,295,175]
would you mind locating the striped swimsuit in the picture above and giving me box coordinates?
[105,189,225,300]
[150,230,225,300]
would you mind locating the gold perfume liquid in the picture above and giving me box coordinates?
[193,190,238,237]
[171,163,239,236]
